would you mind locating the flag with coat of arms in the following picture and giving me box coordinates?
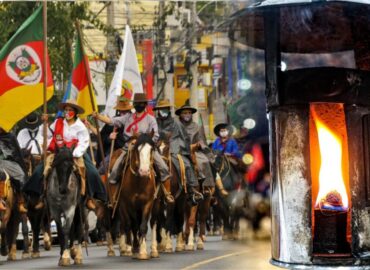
[0,5,54,131]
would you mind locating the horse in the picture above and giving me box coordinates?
[150,134,187,255]
[118,132,156,260]
[21,148,52,259]
[46,146,87,266]
[212,151,252,240]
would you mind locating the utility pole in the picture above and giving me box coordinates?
[189,1,199,122]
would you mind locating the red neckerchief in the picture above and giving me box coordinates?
[126,112,148,133]
[48,118,78,152]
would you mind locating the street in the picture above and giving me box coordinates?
[0,236,276,269]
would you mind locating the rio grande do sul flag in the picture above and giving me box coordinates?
[0,5,53,132]
[69,28,97,119]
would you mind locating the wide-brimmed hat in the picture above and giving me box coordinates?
[153,99,172,110]
[58,99,85,114]
[25,112,41,129]
[114,97,133,111]
[133,93,148,103]
[214,123,231,136]
[175,104,197,116]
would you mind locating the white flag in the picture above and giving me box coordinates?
[104,25,143,118]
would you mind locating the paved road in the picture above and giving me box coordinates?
[0,236,277,269]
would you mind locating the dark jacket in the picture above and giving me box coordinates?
[0,132,27,174]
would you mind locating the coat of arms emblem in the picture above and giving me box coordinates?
[6,45,42,85]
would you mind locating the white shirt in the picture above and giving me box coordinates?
[17,125,44,155]
[48,118,89,158]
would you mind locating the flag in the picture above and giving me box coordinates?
[70,27,97,119]
[0,5,54,132]
[104,25,143,118]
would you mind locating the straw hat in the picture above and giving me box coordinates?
[175,104,197,116]
[58,99,84,114]
[114,97,133,111]
[133,93,148,103]
[153,99,172,110]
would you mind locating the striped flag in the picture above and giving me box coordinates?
[69,27,97,119]
[0,5,54,131]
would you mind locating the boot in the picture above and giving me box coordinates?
[188,187,204,206]
[215,176,228,197]
[17,193,28,214]
[161,178,174,204]
[86,197,96,210]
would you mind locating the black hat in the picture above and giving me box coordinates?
[133,93,148,103]
[25,112,41,129]
[214,123,231,136]
[175,104,197,116]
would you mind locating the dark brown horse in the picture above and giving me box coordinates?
[119,133,156,260]
[150,135,187,254]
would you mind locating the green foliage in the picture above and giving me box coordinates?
[0,2,112,93]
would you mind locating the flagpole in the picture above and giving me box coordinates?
[42,0,48,165]
[75,21,109,181]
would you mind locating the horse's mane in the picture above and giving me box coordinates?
[133,133,156,151]
[52,147,74,167]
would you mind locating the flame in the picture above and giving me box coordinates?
[311,104,349,211]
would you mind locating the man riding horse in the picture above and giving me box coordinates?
[17,112,43,158]
[93,93,175,204]
[0,126,28,213]
[154,99,203,204]
[212,123,242,195]
[175,104,216,195]
[24,100,107,210]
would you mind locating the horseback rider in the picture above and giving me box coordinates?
[17,112,43,161]
[0,126,28,213]
[23,100,107,210]
[154,99,203,204]
[93,93,175,204]
[175,104,216,196]
[212,123,242,196]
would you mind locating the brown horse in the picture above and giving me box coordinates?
[0,171,22,261]
[119,133,156,260]
[150,135,187,254]
[184,143,214,250]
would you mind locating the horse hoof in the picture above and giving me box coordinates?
[175,246,185,252]
[197,243,204,250]
[157,244,166,252]
[164,248,173,253]
[185,245,194,251]
[97,241,104,246]
[150,251,160,258]
[74,258,83,265]
[121,250,132,257]
[44,241,51,251]
[59,258,71,266]
[1,248,8,256]
[22,252,30,259]
[31,252,40,258]
[107,250,116,257]
[135,253,150,260]
[7,254,16,261]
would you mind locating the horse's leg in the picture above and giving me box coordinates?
[7,212,20,261]
[150,198,160,258]
[28,209,42,258]
[196,187,213,250]
[0,231,8,256]
[150,223,159,258]
[185,204,198,251]
[21,213,30,258]
[42,212,52,251]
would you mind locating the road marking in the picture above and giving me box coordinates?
[181,250,251,270]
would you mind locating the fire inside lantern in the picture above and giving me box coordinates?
[310,103,351,256]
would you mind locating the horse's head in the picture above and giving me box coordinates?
[212,150,224,171]
[21,148,34,176]
[157,131,171,156]
[52,146,74,194]
[132,132,156,177]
